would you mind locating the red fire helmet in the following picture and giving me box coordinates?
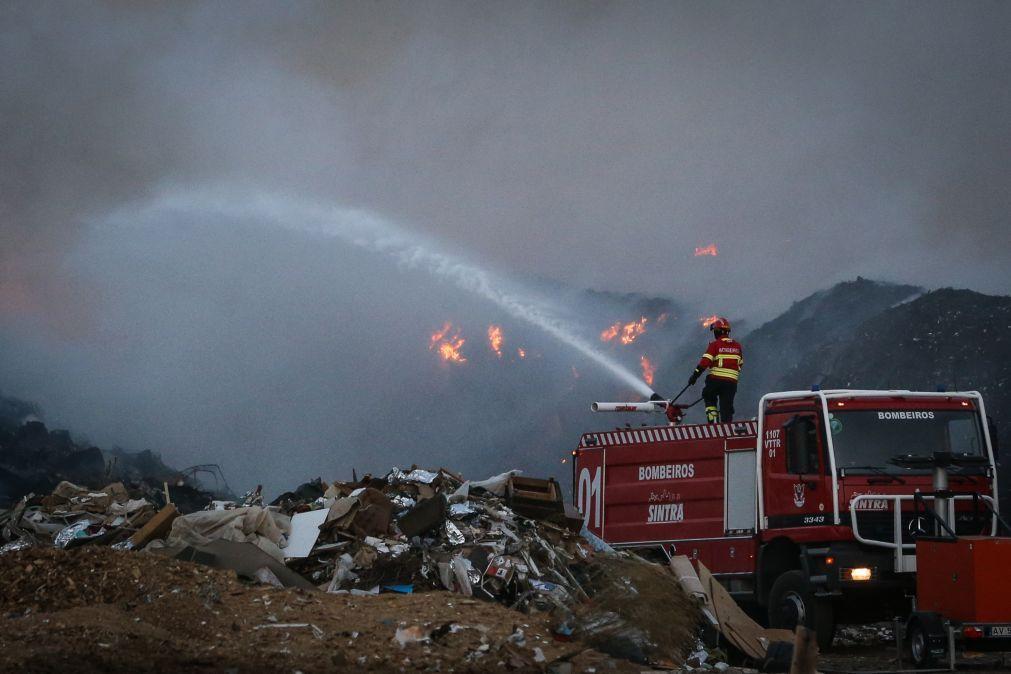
[708,317,731,333]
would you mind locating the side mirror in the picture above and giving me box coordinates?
[988,416,1000,460]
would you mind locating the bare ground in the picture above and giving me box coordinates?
[0,547,641,673]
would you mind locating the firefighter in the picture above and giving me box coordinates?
[688,317,743,423]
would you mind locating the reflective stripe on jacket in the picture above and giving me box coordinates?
[697,337,744,381]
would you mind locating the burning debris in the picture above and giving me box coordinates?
[487,324,504,358]
[600,317,649,345]
[640,355,656,387]
[694,243,719,257]
[429,321,467,364]
[599,311,674,348]
[430,322,531,365]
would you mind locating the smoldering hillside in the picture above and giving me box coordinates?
[0,212,697,494]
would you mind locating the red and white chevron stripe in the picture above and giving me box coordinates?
[579,420,757,448]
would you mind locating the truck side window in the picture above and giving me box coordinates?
[785,416,820,475]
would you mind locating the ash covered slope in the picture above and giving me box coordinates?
[794,288,1010,402]
[737,277,923,407]
[741,283,1011,510]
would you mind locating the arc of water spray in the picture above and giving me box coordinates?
[118,190,655,396]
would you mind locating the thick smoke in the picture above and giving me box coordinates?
[1,2,1009,492]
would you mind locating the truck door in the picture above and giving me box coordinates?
[763,412,831,528]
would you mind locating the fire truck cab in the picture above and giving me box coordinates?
[573,389,1001,650]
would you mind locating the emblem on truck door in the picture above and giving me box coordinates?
[793,483,806,508]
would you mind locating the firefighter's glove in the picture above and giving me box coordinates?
[688,369,702,385]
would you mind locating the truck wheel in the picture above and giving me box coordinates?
[767,570,836,651]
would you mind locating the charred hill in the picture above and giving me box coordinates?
[3,278,1008,506]
[736,277,924,406]
[739,284,1010,437]
[0,394,195,507]
[738,282,1011,510]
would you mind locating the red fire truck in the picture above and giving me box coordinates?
[573,389,1001,651]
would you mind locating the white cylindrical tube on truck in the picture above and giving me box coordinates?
[590,401,666,413]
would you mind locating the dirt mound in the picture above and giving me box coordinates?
[574,555,699,663]
[0,547,242,614]
[0,548,639,673]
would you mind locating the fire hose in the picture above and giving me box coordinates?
[658,385,704,408]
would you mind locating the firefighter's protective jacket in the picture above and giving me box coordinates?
[696,337,744,382]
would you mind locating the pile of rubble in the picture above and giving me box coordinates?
[0,465,701,668]
[1,480,172,554]
[276,469,590,607]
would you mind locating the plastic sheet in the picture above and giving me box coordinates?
[450,556,474,596]
[580,525,615,554]
[466,469,522,497]
[54,520,104,549]
[166,506,291,563]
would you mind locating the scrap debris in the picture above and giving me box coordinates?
[0,464,703,670]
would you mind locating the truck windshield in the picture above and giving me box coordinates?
[828,409,987,474]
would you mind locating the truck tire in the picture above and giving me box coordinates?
[767,570,836,651]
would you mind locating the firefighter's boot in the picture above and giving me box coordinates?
[705,406,719,423]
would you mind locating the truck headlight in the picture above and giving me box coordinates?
[848,567,872,581]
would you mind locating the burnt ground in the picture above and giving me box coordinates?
[0,547,641,673]
[820,624,1011,673]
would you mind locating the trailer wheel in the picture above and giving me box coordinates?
[907,616,945,669]
[767,570,835,651]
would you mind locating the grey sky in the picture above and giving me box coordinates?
[4,2,1009,317]
[1,1,1008,491]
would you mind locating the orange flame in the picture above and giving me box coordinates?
[700,315,720,328]
[429,322,467,364]
[430,322,452,347]
[600,316,649,345]
[694,243,719,257]
[487,325,503,358]
[640,355,656,387]
[517,347,526,359]
[599,324,620,342]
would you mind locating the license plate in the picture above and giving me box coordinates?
[988,625,1011,638]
